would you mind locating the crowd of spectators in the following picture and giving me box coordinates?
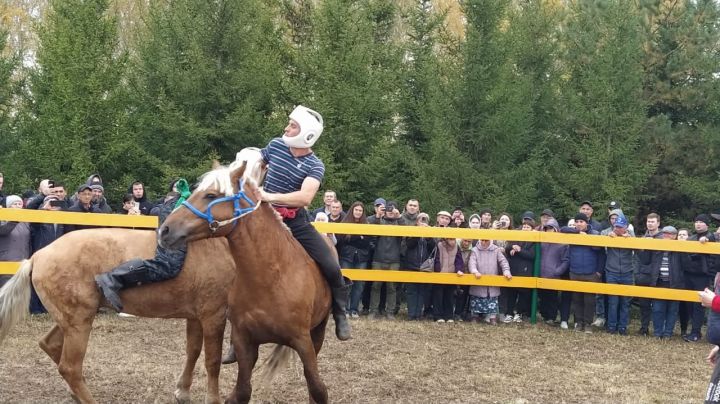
[0,171,717,341]
[0,172,182,312]
[313,190,719,342]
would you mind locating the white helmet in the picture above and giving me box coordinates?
[283,105,324,148]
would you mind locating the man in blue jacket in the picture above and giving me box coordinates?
[562,213,603,333]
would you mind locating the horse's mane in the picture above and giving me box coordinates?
[196,160,290,233]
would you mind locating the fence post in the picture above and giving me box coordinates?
[530,243,541,324]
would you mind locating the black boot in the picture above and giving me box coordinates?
[221,345,237,365]
[331,278,352,341]
[95,258,151,312]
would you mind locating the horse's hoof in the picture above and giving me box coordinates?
[174,388,191,404]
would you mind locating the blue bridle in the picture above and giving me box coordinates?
[181,179,259,232]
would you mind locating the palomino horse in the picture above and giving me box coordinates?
[158,160,333,404]
[0,232,235,404]
[0,150,268,404]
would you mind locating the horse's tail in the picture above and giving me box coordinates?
[0,259,33,344]
[255,344,294,386]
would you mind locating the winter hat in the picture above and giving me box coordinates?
[90,184,104,193]
[695,214,711,226]
[4,195,22,208]
[479,208,492,216]
[522,211,536,221]
[662,226,678,235]
[574,212,589,222]
[541,209,555,218]
[613,215,629,228]
[543,218,560,232]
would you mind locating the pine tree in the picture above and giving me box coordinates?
[126,0,285,192]
[12,0,127,196]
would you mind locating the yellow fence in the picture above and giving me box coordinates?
[0,209,714,303]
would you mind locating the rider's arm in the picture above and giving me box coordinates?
[261,177,320,208]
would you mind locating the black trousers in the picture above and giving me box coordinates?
[285,209,344,288]
[145,245,187,282]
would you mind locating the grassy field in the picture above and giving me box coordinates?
[0,313,712,403]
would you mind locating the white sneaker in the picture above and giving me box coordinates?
[502,314,514,323]
[513,314,522,323]
[436,319,445,323]
[560,321,569,330]
[592,317,605,327]
[118,312,136,318]
[446,319,454,323]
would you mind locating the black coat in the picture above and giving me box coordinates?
[636,249,689,288]
[63,202,102,233]
[505,241,536,276]
[404,236,436,270]
[337,234,372,265]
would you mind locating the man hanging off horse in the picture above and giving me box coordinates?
[95,105,352,344]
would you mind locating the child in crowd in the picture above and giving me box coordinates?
[464,239,512,325]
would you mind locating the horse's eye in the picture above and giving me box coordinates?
[205,194,217,200]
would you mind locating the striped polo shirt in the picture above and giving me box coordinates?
[260,138,325,201]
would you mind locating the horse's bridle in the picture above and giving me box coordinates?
[181,179,259,233]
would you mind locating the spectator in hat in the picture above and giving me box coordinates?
[602,214,636,335]
[538,209,555,230]
[436,210,452,227]
[404,212,435,320]
[683,214,716,342]
[432,236,464,323]
[600,201,622,231]
[579,201,602,232]
[502,214,536,323]
[368,200,403,320]
[362,197,386,314]
[539,218,570,328]
[562,212,602,333]
[479,208,493,229]
[639,226,689,338]
[464,239,512,325]
[452,207,467,228]
[64,184,102,233]
[90,184,112,213]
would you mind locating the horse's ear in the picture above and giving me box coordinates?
[212,159,222,170]
[229,161,247,188]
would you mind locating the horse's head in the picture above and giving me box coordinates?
[159,150,265,249]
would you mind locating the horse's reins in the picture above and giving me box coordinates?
[181,179,260,233]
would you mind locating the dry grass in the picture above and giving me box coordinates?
[0,313,711,403]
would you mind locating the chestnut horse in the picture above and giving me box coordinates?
[0,232,235,404]
[158,160,333,404]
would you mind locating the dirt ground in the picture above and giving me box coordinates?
[0,313,712,403]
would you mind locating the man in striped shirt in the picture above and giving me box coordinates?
[257,105,352,341]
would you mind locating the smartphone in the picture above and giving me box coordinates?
[47,180,55,188]
[49,200,67,209]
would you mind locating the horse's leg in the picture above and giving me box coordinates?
[226,336,258,404]
[200,314,226,404]
[57,322,96,404]
[290,335,328,404]
[310,316,329,355]
[39,324,64,364]
[174,319,204,404]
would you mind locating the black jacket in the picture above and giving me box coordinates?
[404,236,436,270]
[337,233,372,265]
[127,182,155,216]
[686,231,716,277]
[64,202,101,233]
[505,241,536,276]
[31,222,64,253]
[636,249,689,288]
